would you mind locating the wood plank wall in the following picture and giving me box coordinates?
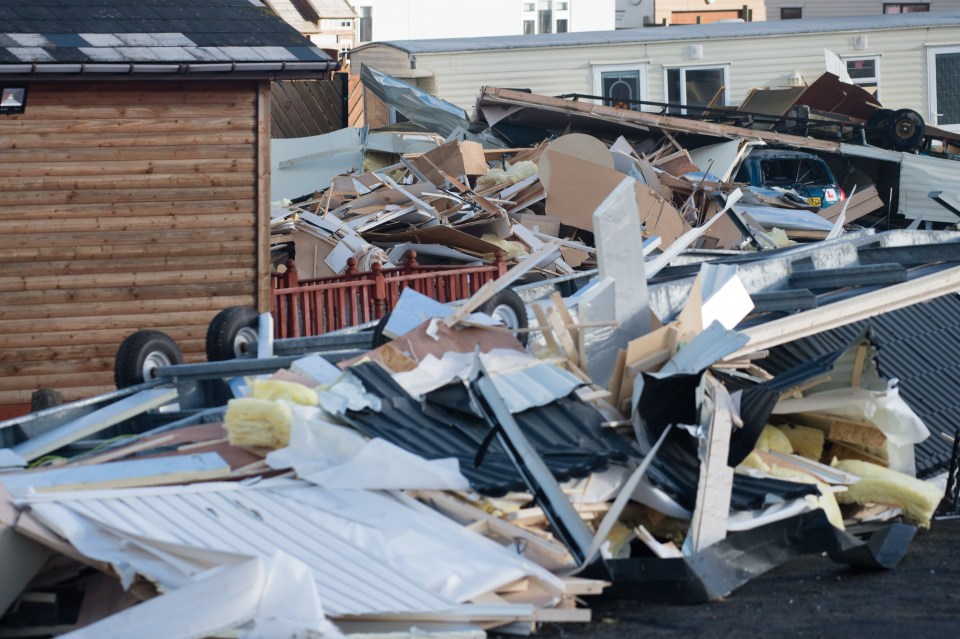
[0,81,261,408]
[271,74,362,138]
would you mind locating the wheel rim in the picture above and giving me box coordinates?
[142,351,173,381]
[894,119,916,140]
[490,303,520,330]
[233,326,259,357]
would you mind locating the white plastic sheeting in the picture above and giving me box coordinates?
[773,384,930,476]
[267,406,471,491]
[62,552,343,639]
[392,349,582,411]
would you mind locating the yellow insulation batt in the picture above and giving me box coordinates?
[475,161,538,190]
[833,459,944,528]
[250,378,318,406]
[755,425,793,454]
[225,398,292,449]
[776,423,825,461]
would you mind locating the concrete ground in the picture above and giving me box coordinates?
[545,517,960,639]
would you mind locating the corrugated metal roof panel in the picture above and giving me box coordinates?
[27,480,458,617]
[344,362,638,496]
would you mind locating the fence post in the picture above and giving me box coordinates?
[404,249,419,274]
[372,261,386,318]
[345,256,358,277]
[494,250,507,277]
[284,259,298,288]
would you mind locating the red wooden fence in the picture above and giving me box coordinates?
[270,250,507,339]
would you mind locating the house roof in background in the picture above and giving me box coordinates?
[263,0,356,34]
[352,11,960,56]
[0,0,334,77]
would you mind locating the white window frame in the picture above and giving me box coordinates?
[843,54,881,102]
[927,45,960,128]
[663,64,730,114]
[592,63,649,110]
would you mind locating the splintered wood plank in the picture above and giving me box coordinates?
[547,307,580,366]
[549,291,579,347]
[532,302,560,353]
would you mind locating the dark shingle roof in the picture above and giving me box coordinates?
[0,0,332,72]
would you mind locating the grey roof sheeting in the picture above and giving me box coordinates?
[353,11,960,56]
[343,362,639,496]
[0,0,333,76]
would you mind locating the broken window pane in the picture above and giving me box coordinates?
[685,68,724,108]
[666,66,725,114]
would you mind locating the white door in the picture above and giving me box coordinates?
[928,46,960,133]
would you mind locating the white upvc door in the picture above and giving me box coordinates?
[927,46,960,133]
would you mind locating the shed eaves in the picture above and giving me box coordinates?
[352,10,960,55]
[0,0,332,66]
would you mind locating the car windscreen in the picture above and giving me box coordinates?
[759,158,831,187]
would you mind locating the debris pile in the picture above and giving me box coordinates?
[2,70,960,636]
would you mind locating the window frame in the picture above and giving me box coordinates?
[592,63,649,111]
[780,7,802,19]
[882,2,930,12]
[663,64,730,115]
[843,55,881,101]
[926,45,960,127]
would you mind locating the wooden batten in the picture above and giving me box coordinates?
[256,80,272,314]
[0,81,263,410]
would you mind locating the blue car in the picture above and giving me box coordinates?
[734,149,845,209]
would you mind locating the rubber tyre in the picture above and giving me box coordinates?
[114,330,184,389]
[480,290,529,346]
[865,108,893,146]
[884,108,925,152]
[206,306,260,362]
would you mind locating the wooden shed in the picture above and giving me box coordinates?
[0,0,337,417]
